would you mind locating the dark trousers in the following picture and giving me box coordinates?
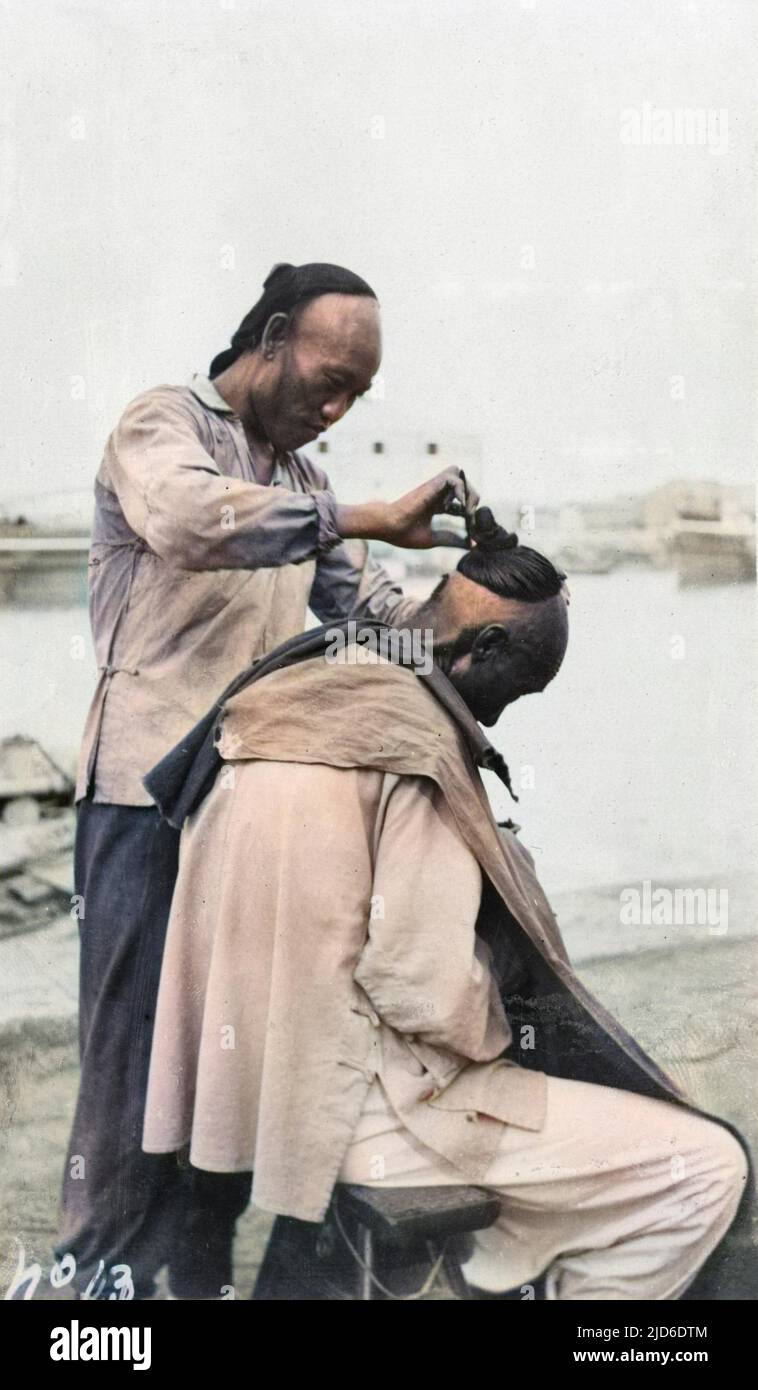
[56,798,252,1298]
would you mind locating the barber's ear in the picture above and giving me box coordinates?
[261,312,290,359]
[470,624,510,663]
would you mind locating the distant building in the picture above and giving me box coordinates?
[642,481,755,584]
[314,430,483,503]
[570,495,647,531]
[643,480,755,531]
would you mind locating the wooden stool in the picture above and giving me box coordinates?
[329,1184,501,1300]
[252,1185,501,1300]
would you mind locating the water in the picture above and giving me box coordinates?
[1,604,96,780]
[1,567,756,895]
[484,567,758,893]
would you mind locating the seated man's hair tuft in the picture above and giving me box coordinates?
[457,507,565,602]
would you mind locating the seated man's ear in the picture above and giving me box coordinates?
[470,623,510,664]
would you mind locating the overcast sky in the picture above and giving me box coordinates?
[1,0,755,511]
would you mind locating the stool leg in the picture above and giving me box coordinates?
[358,1225,374,1301]
[443,1249,473,1300]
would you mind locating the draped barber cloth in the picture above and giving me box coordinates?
[143,627,756,1295]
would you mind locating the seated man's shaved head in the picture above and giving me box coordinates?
[417,509,569,726]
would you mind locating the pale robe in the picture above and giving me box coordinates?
[140,650,751,1230]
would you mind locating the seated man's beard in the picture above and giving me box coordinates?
[429,626,478,677]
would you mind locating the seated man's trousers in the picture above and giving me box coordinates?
[338,1072,748,1300]
[55,798,252,1298]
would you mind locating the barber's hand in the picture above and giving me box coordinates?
[336,468,480,549]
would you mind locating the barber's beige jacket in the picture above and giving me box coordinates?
[76,373,416,806]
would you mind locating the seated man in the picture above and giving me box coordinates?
[142,519,751,1300]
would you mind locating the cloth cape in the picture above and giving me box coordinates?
[145,619,756,1298]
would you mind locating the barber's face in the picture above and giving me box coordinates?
[260,293,381,451]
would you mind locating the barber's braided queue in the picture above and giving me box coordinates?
[209,261,377,378]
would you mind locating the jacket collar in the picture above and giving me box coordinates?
[143,620,514,833]
[187,372,237,415]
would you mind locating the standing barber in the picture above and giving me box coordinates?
[57,261,476,1299]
